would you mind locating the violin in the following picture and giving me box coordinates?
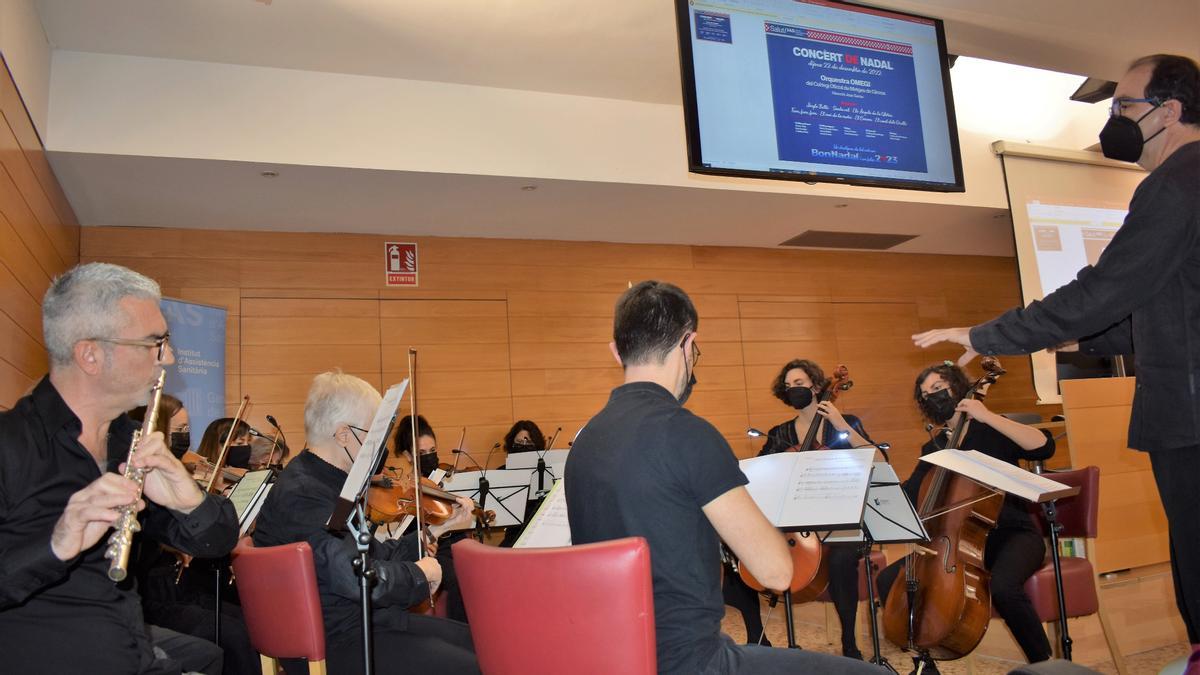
[882,357,1007,661]
[739,365,852,597]
[366,471,496,527]
[181,450,246,487]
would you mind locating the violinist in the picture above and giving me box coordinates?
[130,393,190,458]
[566,281,875,675]
[253,371,479,675]
[197,417,253,469]
[497,420,547,548]
[129,398,261,675]
[726,359,871,657]
[392,414,471,623]
[876,362,1055,668]
[395,414,441,478]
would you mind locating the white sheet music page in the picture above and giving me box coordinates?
[920,449,1079,503]
[740,448,874,530]
[513,480,571,548]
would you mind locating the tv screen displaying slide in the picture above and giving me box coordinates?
[675,0,964,191]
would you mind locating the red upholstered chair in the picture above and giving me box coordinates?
[231,539,327,675]
[1022,466,1128,675]
[453,537,656,675]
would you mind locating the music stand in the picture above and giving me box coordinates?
[739,448,876,649]
[325,380,407,675]
[441,469,531,534]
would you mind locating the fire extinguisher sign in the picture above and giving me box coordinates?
[384,242,418,287]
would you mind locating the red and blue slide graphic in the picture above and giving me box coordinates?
[765,22,927,173]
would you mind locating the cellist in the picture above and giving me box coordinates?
[724,359,872,657]
[876,362,1054,669]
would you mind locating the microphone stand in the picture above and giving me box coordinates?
[534,427,562,499]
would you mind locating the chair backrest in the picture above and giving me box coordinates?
[231,539,326,662]
[1028,466,1100,539]
[453,536,656,675]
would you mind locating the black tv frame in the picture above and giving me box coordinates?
[674,0,966,192]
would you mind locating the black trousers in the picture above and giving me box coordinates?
[876,526,1051,663]
[147,624,224,675]
[298,614,479,675]
[701,634,881,674]
[722,543,863,653]
[1149,445,1200,645]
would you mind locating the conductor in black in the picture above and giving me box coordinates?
[566,280,877,675]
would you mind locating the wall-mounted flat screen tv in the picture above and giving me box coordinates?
[675,0,965,191]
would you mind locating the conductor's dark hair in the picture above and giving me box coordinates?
[503,420,546,453]
[913,363,972,422]
[1130,54,1200,125]
[613,281,698,367]
[394,414,435,456]
[770,360,828,405]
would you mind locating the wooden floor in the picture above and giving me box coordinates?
[720,561,1191,674]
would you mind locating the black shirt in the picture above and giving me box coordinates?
[902,420,1055,531]
[565,382,747,675]
[758,413,867,455]
[253,450,430,644]
[0,376,238,674]
[971,141,1200,452]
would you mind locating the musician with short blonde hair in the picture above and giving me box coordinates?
[0,262,239,674]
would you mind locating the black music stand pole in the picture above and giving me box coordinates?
[346,503,377,675]
[1042,499,1073,660]
[474,473,490,542]
[782,589,799,649]
[859,533,898,673]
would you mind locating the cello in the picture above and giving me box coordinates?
[738,365,853,599]
[881,357,1007,661]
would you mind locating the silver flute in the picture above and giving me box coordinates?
[105,370,166,582]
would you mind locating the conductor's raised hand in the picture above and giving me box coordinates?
[127,430,205,514]
[50,473,144,562]
[912,327,978,366]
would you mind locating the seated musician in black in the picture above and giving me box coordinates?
[567,280,876,675]
[875,362,1054,668]
[498,420,547,547]
[725,359,871,657]
[253,371,479,675]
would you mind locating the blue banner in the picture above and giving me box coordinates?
[765,23,927,172]
[160,298,227,451]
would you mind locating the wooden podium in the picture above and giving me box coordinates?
[1060,377,1169,573]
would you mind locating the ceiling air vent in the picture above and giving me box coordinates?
[778,230,917,250]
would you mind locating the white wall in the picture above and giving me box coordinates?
[47,50,1010,209]
[0,0,51,135]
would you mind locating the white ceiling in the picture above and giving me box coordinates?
[32,0,1197,255]
[34,0,1199,105]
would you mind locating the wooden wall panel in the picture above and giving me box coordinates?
[79,227,1056,482]
[0,57,79,409]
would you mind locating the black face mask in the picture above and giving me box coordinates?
[226,444,252,469]
[510,441,536,453]
[169,431,190,458]
[418,452,440,477]
[785,386,815,410]
[921,388,958,424]
[1099,105,1165,162]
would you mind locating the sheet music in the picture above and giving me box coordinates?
[740,448,874,531]
[227,469,272,522]
[921,449,1079,503]
[513,480,571,548]
[825,463,928,544]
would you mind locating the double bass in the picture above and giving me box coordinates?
[739,365,853,599]
[881,357,1007,661]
